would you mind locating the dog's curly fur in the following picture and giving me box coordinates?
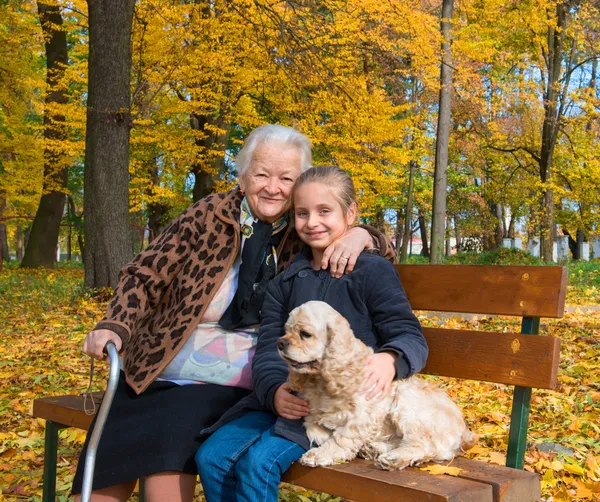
[278,301,477,470]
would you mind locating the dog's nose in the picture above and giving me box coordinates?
[278,338,290,351]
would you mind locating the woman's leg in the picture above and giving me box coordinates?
[144,471,196,502]
[196,411,278,502]
[235,426,306,502]
[72,479,136,502]
[72,473,195,502]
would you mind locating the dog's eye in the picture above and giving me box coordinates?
[300,331,312,339]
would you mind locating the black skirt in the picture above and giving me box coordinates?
[71,371,250,494]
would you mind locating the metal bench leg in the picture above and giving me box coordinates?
[506,316,540,469]
[507,385,532,468]
[42,420,63,502]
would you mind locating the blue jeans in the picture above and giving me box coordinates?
[196,411,306,502]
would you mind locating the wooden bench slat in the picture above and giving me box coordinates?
[33,394,100,430]
[397,265,567,318]
[283,459,493,502]
[422,328,561,389]
[449,458,541,502]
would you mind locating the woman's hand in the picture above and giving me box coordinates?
[274,383,310,420]
[82,329,122,361]
[362,352,398,401]
[321,227,374,278]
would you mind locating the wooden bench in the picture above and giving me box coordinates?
[33,264,567,502]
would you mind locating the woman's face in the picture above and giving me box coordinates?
[240,142,303,223]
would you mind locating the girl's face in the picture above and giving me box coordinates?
[293,182,356,251]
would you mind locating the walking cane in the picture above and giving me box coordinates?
[81,341,120,502]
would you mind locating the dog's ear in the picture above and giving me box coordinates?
[324,317,354,359]
[321,315,365,395]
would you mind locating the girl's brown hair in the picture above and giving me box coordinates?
[293,166,357,216]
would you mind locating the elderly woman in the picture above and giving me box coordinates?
[72,124,392,502]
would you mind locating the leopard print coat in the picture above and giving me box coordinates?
[95,188,393,394]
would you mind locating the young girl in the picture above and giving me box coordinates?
[195,166,428,501]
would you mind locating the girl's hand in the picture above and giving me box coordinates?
[322,227,373,278]
[362,352,398,401]
[82,329,122,361]
[274,383,310,420]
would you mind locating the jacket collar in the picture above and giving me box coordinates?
[281,247,315,280]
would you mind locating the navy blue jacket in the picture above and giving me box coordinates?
[200,250,428,449]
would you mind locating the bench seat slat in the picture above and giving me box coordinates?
[397,265,567,318]
[283,459,493,502]
[447,458,541,502]
[33,394,100,430]
[422,328,560,389]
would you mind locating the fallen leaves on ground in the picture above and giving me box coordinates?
[0,267,599,501]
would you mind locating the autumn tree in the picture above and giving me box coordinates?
[84,0,136,288]
[0,1,45,261]
[430,0,454,264]
[21,2,69,269]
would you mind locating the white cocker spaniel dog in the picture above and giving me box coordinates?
[277,301,477,470]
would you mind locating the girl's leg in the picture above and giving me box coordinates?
[235,426,306,502]
[73,479,136,502]
[196,411,278,502]
[144,471,196,502]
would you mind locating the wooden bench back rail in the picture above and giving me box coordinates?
[33,265,568,502]
[396,264,567,318]
[421,327,560,389]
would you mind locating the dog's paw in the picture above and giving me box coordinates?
[300,448,335,467]
[375,452,411,471]
[360,441,393,461]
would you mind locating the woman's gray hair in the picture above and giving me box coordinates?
[236,124,312,176]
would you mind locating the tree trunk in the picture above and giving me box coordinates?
[454,215,461,253]
[0,223,8,263]
[67,195,83,261]
[486,201,504,250]
[563,229,578,259]
[418,207,430,258]
[576,230,585,260]
[147,163,170,241]
[67,221,72,261]
[539,3,569,262]
[373,209,386,232]
[16,225,24,261]
[0,197,8,263]
[84,0,135,288]
[190,112,230,202]
[395,209,403,262]
[508,214,515,239]
[430,0,454,264]
[21,3,69,269]
[131,210,144,255]
[400,160,416,263]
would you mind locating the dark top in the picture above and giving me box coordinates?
[199,250,428,449]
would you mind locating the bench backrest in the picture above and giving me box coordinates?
[396,264,567,469]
